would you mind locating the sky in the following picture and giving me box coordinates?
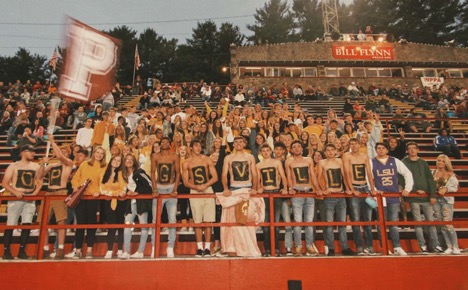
[0,0,352,58]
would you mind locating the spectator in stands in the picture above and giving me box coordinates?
[234,90,246,106]
[371,142,413,255]
[91,111,115,147]
[357,29,366,41]
[406,109,433,133]
[87,105,103,126]
[317,144,355,256]
[75,118,94,152]
[285,140,320,257]
[402,142,443,254]
[11,127,38,162]
[378,95,393,113]
[101,92,114,112]
[454,100,467,118]
[432,155,461,254]
[71,146,107,258]
[121,154,152,259]
[338,83,348,96]
[0,110,12,135]
[2,145,43,260]
[100,155,127,259]
[388,128,407,160]
[293,85,303,101]
[72,106,88,129]
[434,107,452,132]
[434,129,462,159]
[200,83,212,102]
[348,82,360,97]
[343,98,354,115]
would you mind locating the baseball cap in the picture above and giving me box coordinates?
[20,145,35,153]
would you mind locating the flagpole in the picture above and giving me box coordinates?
[132,44,137,96]
[46,47,59,160]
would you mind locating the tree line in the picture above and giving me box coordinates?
[1,0,466,85]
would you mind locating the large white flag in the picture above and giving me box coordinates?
[58,17,122,102]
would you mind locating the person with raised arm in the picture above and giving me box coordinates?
[37,134,74,259]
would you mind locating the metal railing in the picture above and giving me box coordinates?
[1,190,468,259]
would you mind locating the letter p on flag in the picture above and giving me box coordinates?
[58,17,122,102]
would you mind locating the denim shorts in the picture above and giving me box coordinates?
[7,200,36,225]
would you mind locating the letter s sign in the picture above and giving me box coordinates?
[59,18,121,102]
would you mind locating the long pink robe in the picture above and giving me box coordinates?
[216,189,265,257]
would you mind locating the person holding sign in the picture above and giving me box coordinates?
[182,139,218,257]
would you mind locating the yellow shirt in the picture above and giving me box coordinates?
[71,161,106,195]
[100,172,127,197]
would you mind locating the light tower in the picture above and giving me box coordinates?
[322,0,340,37]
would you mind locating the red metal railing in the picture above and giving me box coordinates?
[1,190,468,259]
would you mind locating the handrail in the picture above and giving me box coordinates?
[1,192,468,259]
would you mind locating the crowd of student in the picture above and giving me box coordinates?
[0,78,465,260]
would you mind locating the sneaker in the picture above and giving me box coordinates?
[104,251,113,259]
[2,251,14,260]
[43,250,51,259]
[443,248,453,255]
[324,246,329,256]
[203,249,211,257]
[130,252,144,259]
[216,251,228,257]
[356,248,365,256]
[65,249,77,259]
[167,247,174,258]
[285,248,293,256]
[294,246,302,257]
[71,251,82,259]
[212,248,221,257]
[306,244,319,256]
[117,250,123,258]
[18,251,30,260]
[49,251,56,258]
[420,246,429,255]
[262,252,271,257]
[327,249,335,256]
[452,248,461,255]
[364,248,376,256]
[275,252,282,257]
[394,247,407,256]
[120,252,130,259]
[85,252,93,259]
[55,249,64,260]
[434,246,444,253]
[161,227,168,233]
[179,227,187,232]
[342,248,356,256]
[195,249,204,257]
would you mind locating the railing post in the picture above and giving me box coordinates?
[36,195,50,260]
[385,119,391,140]
[376,194,389,256]
[154,196,163,258]
[269,193,275,255]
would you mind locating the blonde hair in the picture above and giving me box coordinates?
[437,154,454,172]
[89,146,107,168]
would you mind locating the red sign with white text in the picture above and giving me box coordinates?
[332,45,394,60]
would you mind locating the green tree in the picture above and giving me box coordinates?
[348,0,462,44]
[105,26,137,85]
[137,28,178,82]
[292,0,323,41]
[247,0,296,44]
